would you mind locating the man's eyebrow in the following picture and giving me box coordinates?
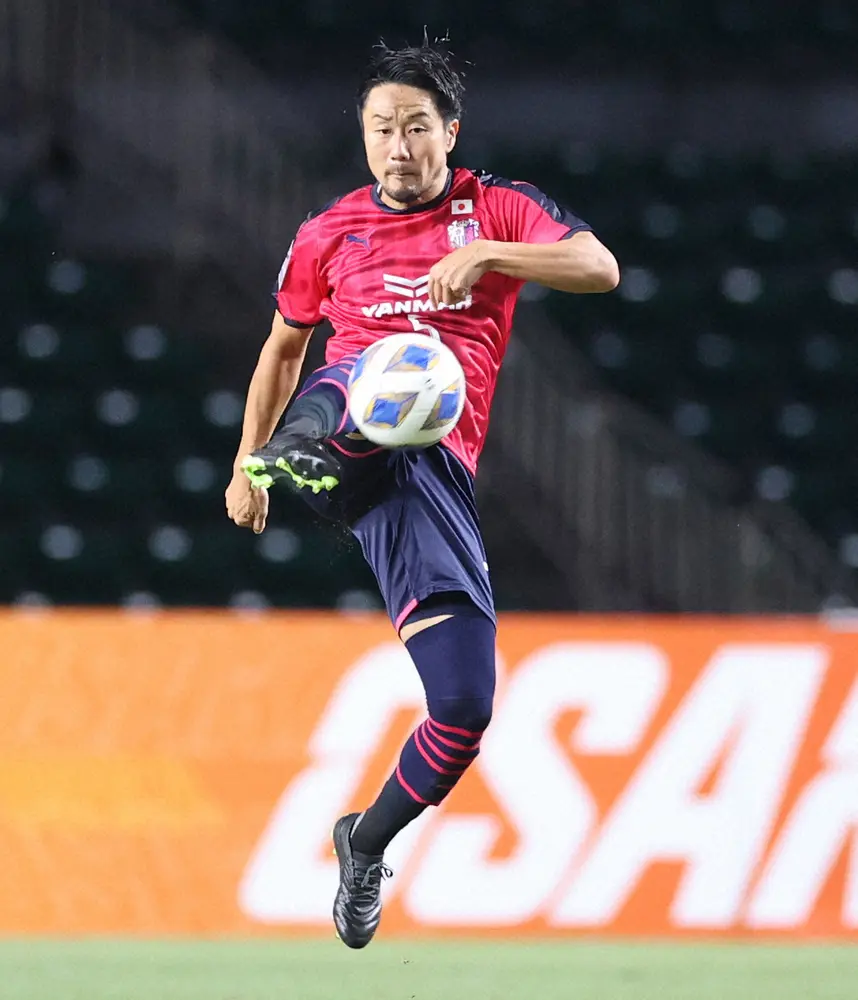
[370,110,432,121]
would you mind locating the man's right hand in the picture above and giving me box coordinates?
[225,471,269,534]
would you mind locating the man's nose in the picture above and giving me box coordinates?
[389,134,411,160]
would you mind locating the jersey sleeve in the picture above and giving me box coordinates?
[271,217,326,327]
[488,179,593,245]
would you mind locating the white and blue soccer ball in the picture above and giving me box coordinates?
[347,333,466,448]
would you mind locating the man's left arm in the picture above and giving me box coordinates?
[427,232,619,307]
[482,231,619,293]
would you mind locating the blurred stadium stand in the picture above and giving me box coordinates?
[175,0,858,81]
[1,0,857,611]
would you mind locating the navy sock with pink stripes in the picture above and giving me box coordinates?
[350,600,496,856]
[280,383,344,439]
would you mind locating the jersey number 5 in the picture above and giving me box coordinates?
[408,316,440,340]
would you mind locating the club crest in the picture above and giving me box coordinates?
[447,218,480,249]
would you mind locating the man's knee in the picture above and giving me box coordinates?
[403,596,496,738]
[428,694,493,737]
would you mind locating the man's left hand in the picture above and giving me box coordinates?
[428,240,495,309]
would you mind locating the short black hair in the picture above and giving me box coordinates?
[356,40,465,125]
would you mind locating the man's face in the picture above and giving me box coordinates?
[361,83,459,206]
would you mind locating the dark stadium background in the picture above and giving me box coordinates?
[2,0,857,614]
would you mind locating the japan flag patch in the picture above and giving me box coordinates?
[451,198,473,215]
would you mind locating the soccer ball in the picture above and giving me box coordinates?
[347,334,466,448]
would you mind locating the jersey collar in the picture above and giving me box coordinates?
[371,168,454,214]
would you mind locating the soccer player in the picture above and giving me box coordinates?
[224,42,618,948]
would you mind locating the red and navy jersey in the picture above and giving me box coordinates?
[274,166,591,474]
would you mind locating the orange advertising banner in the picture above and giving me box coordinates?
[1,609,857,938]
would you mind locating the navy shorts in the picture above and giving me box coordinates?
[293,357,496,629]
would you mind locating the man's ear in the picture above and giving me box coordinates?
[445,119,460,154]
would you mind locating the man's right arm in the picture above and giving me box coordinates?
[225,312,313,533]
[226,211,324,531]
[232,311,314,473]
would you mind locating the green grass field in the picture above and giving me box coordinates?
[0,939,856,1000]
